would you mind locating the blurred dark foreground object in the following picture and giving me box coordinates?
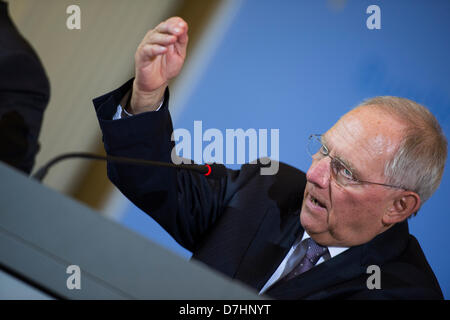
[0,0,50,174]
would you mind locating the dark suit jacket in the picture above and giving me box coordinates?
[0,1,50,174]
[93,79,443,300]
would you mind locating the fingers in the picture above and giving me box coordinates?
[159,17,188,57]
[150,33,178,46]
[174,32,188,57]
[155,17,188,37]
[177,28,188,44]
[142,44,167,57]
[137,17,188,61]
[143,17,188,49]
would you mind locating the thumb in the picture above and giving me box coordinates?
[175,25,188,57]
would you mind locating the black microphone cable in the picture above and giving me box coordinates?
[32,152,226,182]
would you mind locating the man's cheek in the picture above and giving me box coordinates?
[327,209,339,233]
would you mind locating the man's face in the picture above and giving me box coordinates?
[300,106,406,247]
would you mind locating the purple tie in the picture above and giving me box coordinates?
[282,237,328,282]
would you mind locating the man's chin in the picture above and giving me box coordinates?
[300,206,327,235]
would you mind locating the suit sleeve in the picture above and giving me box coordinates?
[93,80,237,252]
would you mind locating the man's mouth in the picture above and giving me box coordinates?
[309,194,327,209]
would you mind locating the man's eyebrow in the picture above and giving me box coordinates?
[321,135,361,178]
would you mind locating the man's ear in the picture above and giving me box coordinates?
[383,192,421,225]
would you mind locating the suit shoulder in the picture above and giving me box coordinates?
[380,235,444,298]
[0,9,49,97]
[226,159,306,212]
[0,51,50,101]
[238,158,306,185]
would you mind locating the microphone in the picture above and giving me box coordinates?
[31,152,227,182]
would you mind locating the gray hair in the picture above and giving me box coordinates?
[357,96,447,211]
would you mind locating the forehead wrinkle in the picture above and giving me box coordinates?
[325,117,386,179]
[349,112,402,164]
[339,114,376,155]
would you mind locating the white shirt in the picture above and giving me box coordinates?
[259,231,348,295]
[112,101,163,120]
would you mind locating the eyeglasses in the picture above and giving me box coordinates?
[307,134,405,189]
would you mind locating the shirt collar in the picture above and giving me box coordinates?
[301,231,349,258]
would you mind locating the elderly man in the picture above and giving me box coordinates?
[93,17,447,299]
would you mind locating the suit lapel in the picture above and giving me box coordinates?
[234,206,303,291]
[265,244,365,299]
[265,220,410,299]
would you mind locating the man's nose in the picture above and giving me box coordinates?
[306,157,331,188]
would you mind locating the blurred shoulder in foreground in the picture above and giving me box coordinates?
[0,0,50,174]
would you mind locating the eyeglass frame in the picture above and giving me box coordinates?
[307,134,406,190]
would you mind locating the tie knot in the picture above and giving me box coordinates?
[304,238,328,265]
[279,236,330,282]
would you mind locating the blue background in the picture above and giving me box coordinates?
[118,0,450,298]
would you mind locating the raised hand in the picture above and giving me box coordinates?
[129,17,188,114]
